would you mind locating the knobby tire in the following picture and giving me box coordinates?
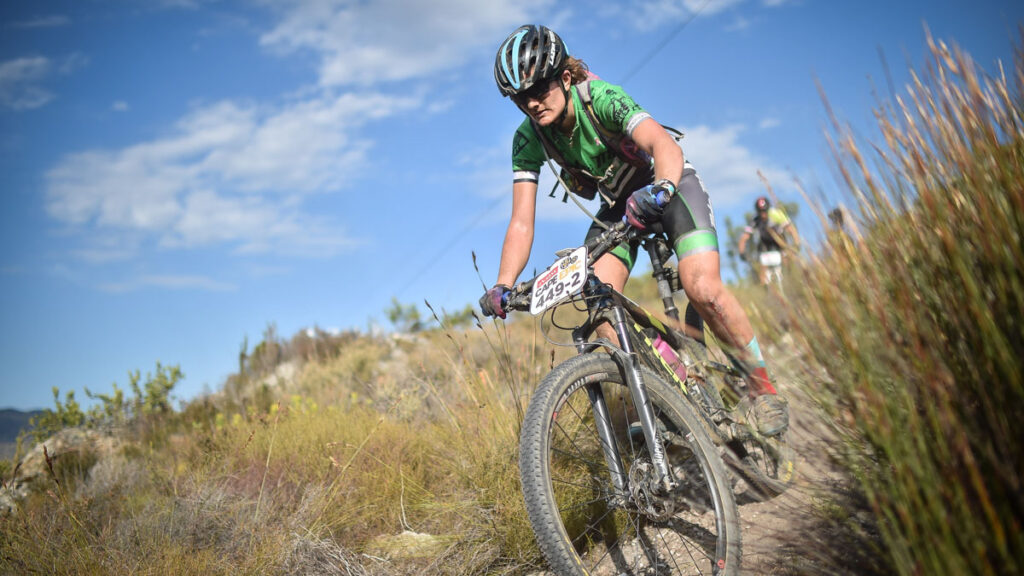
[519,354,741,576]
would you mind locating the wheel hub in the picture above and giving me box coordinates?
[628,460,676,521]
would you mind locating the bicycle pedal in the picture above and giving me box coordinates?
[723,398,754,440]
[730,422,754,441]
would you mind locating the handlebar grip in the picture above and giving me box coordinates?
[504,221,634,314]
[505,289,530,311]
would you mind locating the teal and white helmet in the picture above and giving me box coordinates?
[494,25,567,97]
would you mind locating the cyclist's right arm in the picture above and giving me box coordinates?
[737,226,752,257]
[496,179,538,288]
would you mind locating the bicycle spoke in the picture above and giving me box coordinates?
[549,444,609,475]
[521,354,739,575]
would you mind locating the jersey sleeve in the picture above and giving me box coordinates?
[768,208,791,227]
[511,119,545,184]
[588,80,653,138]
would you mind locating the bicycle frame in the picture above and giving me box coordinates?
[508,222,749,499]
[569,274,678,495]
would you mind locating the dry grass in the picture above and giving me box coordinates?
[3,29,1022,576]
[774,31,1024,576]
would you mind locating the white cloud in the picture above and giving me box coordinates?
[617,0,800,31]
[56,53,89,75]
[45,91,420,257]
[0,53,88,110]
[156,0,219,8]
[258,0,553,87]
[725,15,751,31]
[0,57,54,110]
[112,100,129,112]
[99,274,237,294]
[758,117,781,129]
[677,123,789,207]
[8,15,71,29]
[620,0,746,29]
[70,234,142,264]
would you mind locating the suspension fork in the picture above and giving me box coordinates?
[573,275,677,495]
[571,329,629,498]
[608,304,677,493]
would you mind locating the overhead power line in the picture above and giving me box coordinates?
[398,5,714,297]
[620,0,715,85]
[394,193,505,298]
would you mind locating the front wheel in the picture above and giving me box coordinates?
[519,354,741,575]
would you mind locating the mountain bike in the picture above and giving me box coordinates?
[505,220,796,576]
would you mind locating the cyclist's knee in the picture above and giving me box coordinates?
[682,273,728,313]
[593,253,630,290]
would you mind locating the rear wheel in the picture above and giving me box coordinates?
[519,354,741,575]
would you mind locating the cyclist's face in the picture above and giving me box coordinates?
[512,78,557,107]
[514,71,569,126]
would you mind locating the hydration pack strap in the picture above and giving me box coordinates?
[537,80,686,233]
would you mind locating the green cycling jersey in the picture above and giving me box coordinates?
[511,79,653,198]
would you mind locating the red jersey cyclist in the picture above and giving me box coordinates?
[479,25,789,436]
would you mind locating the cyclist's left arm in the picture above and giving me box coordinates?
[785,221,801,250]
[590,81,682,188]
[631,117,683,188]
[737,227,752,257]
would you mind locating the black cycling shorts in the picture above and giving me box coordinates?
[584,161,719,270]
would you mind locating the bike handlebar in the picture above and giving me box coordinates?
[505,220,639,312]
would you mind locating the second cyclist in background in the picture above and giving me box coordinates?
[738,196,800,287]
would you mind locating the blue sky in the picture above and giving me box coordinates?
[1,0,1021,411]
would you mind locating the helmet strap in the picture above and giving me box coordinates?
[555,77,572,131]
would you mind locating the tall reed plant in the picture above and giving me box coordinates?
[790,31,1023,575]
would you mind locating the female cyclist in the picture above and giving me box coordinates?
[479,25,788,436]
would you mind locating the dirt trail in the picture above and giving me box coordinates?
[521,336,846,576]
[738,337,845,574]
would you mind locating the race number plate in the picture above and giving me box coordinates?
[530,246,587,315]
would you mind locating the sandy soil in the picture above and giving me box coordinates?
[738,337,846,575]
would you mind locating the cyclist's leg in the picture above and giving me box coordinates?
[583,205,635,344]
[676,251,764,379]
[662,165,787,434]
[589,254,629,341]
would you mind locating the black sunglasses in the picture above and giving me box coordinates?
[512,79,558,105]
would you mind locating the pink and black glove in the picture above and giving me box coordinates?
[479,284,511,319]
[624,180,676,230]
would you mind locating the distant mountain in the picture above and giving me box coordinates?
[0,409,42,443]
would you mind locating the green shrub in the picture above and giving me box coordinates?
[27,388,85,443]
